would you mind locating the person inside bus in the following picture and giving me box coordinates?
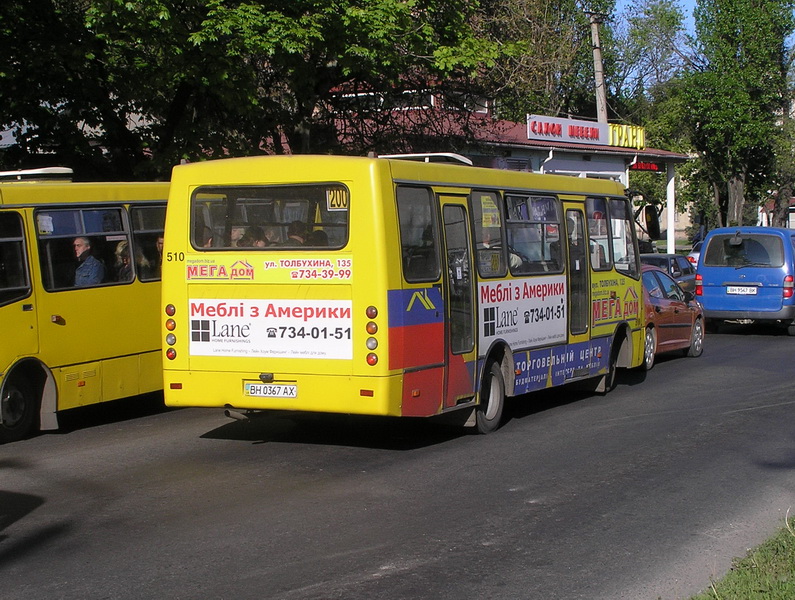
[113,240,134,282]
[155,235,164,275]
[567,217,587,272]
[306,229,328,246]
[73,236,105,286]
[281,220,308,246]
[230,226,246,247]
[238,226,269,247]
[480,226,522,269]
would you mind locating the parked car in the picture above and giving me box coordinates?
[640,253,697,293]
[687,241,702,265]
[696,227,795,335]
[641,264,705,370]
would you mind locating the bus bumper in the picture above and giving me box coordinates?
[163,370,408,417]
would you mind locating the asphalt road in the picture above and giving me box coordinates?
[2,323,794,600]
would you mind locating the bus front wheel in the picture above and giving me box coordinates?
[0,377,37,444]
[475,360,505,434]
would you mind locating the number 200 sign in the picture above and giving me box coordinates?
[327,188,348,211]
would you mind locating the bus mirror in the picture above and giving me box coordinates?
[643,205,661,240]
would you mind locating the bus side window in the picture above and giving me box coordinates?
[396,186,440,282]
[586,197,611,271]
[608,198,639,277]
[471,190,506,278]
[505,194,562,275]
[130,205,166,281]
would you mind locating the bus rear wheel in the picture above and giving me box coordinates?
[475,360,505,434]
[0,377,37,444]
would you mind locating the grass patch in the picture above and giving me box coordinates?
[689,515,795,599]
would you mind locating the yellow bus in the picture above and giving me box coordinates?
[0,171,169,443]
[161,154,645,433]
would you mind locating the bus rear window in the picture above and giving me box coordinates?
[191,184,349,250]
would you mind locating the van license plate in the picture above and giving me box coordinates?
[244,383,297,398]
[727,286,757,295]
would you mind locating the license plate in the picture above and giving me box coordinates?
[726,286,757,295]
[244,383,297,398]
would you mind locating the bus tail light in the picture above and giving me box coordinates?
[166,348,177,360]
[784,275,794,298]
[165,304,176,316]
[365,306,380,366]
[695,273,703,296]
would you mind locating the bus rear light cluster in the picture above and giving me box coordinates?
[165,304,177,360]
[785,276,794,298]
[365,305,379,366]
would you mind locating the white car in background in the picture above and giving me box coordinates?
[687,241,702,266]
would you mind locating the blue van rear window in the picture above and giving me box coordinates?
[703,233,784,268]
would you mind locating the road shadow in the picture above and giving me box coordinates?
[54,391,176,435]
[711,320,792,336]
[201,410,466,450]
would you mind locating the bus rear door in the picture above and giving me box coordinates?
[440,198,477,409]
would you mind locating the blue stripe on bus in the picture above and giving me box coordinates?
[387,288,444,327]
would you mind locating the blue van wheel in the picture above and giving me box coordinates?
[787,322,795,337]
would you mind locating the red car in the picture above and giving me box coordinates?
[641,264,705,370]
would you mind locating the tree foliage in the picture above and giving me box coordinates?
[680,0,795,226]
[0,0,495,179]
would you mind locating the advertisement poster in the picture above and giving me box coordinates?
[189,298,353,359]
[478,275,567,349]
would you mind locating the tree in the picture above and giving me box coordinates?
[0,0,495,179]
[680,0,794,226]
[609,0,686,123]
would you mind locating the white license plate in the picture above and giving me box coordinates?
[244,383,297,398]
[726,286,758,295]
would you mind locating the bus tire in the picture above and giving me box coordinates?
[642,326,656,371]
[475,360,505,434]
[598,339,621,394]
[0,376,37,444]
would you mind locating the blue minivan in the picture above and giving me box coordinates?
[696,227,795,334]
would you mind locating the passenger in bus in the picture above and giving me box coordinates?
[480,227,522,269]
[567,218,587,272]
[238,226,269,247]
[306,229,328,246]
[155,235,164,275]
[230,226,246,247]
[113,240,133,282]
[199,226,214,248]
[73,236,105,286]
[281,220,308,246]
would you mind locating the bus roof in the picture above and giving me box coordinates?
[170,154,627,197]
[0,181,170,208]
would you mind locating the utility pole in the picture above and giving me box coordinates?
[586,12,608,124]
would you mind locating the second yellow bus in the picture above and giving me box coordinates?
[0,173,169,443]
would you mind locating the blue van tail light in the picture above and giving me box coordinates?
[784,275,794,299]
[695,273,703,296]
